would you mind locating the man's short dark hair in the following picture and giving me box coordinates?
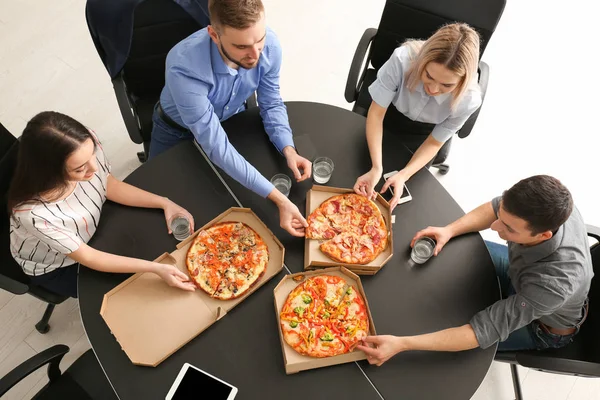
[208,0,264,31]
[502,175,573,235]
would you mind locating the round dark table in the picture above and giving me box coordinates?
[79,141,383,400]
[219,101,501,400]
[79,101,500,400]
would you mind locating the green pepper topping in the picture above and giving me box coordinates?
[346,287,353,295]
[289,321,298,328]
[293,306,305,317]
[320,332,334,342]
[301,293,312,304]
[322,311,331,319]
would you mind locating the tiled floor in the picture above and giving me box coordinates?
[1,0,599,399]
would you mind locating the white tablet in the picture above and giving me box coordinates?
[383,170,412,205]
[166,363,238,400]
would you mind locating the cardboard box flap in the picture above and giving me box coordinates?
[100,272,218,366]
[101,206,284,367]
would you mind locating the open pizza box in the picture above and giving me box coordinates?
[304,185,394,275]
[274,267,376,374]
[100,207,284,367]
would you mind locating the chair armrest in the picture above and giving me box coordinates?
[345,28,378,103]
[0,344,69,396]
[456,60,489,139]
[0,274,28,295]
[112,74,144,144]
[587,224,600,243]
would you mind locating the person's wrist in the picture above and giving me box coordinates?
[396,169,410,181]
[159,196,172,210]
[282,146,297,158]
[394,336,409,353]
[371,165,383,174]
[268,188,288,208]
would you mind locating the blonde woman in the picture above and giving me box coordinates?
[353,23,482,210]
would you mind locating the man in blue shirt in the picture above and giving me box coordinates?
[149,0,311,237]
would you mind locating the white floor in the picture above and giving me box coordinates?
[1,0,599,399]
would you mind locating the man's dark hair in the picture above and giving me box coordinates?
[502,175,573,235]
[208,0,264,31]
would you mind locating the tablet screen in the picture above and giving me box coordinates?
[171,367,234,399]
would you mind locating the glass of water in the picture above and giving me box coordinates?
[170,215,191,241]
[313,157,334,184]
[271,173,292,197]
[411,237,436,264]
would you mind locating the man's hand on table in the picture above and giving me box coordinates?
[267,188,308,237]
[356,335,405,366]
[283,146,312,182]
[411,226,453,256]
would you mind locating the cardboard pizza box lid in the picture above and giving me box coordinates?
[100,207,284,367]
[304,186,394,274]
[273,267,377,375]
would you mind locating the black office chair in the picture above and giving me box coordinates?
[345,0,506,174]
[495,225,600,400]
[0,123,69,334]
[0,344,117,399]
[85,0,204,162]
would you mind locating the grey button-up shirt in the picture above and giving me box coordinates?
[470,197,594,349]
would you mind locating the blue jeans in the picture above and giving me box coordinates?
[484,241,577,351]
[148,104,194,160]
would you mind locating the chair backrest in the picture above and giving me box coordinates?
[0,124,30,287]
[575,234,600,363]
[121,0,203,100]
[369,0,506,72]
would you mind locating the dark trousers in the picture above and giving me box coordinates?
[382,107,451,166]
[29,264,79,298]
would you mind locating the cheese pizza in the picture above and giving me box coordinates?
[280,274,369,358]
[186,222,269,300]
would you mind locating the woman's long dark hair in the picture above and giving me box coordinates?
[7,111,95,211]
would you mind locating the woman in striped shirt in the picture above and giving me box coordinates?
[8,111,196,297]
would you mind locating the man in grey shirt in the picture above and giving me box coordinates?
[357,175,593,365]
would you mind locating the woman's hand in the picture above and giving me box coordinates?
[380,171,408,211]
[163,199,195,235]
[353,168,382,200]
[153,263,196,292]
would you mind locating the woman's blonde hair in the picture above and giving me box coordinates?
[404,23,480,108]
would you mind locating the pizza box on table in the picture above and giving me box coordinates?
[100,207,284,367]
[304,185,394,275]
[274,267,377,374]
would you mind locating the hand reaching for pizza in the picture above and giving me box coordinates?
[278,199,308,237]
[356,335,404,366]
[162,199,195,234]
[411,226,453,256]
[380,171,407,211]
[153,263,196,292]
[283,146,312,182]
[353,168,382,200]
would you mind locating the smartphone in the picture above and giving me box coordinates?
[166,363,238,400]
[383,170,412,205]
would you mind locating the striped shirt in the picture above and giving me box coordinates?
[9,136,110,276]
